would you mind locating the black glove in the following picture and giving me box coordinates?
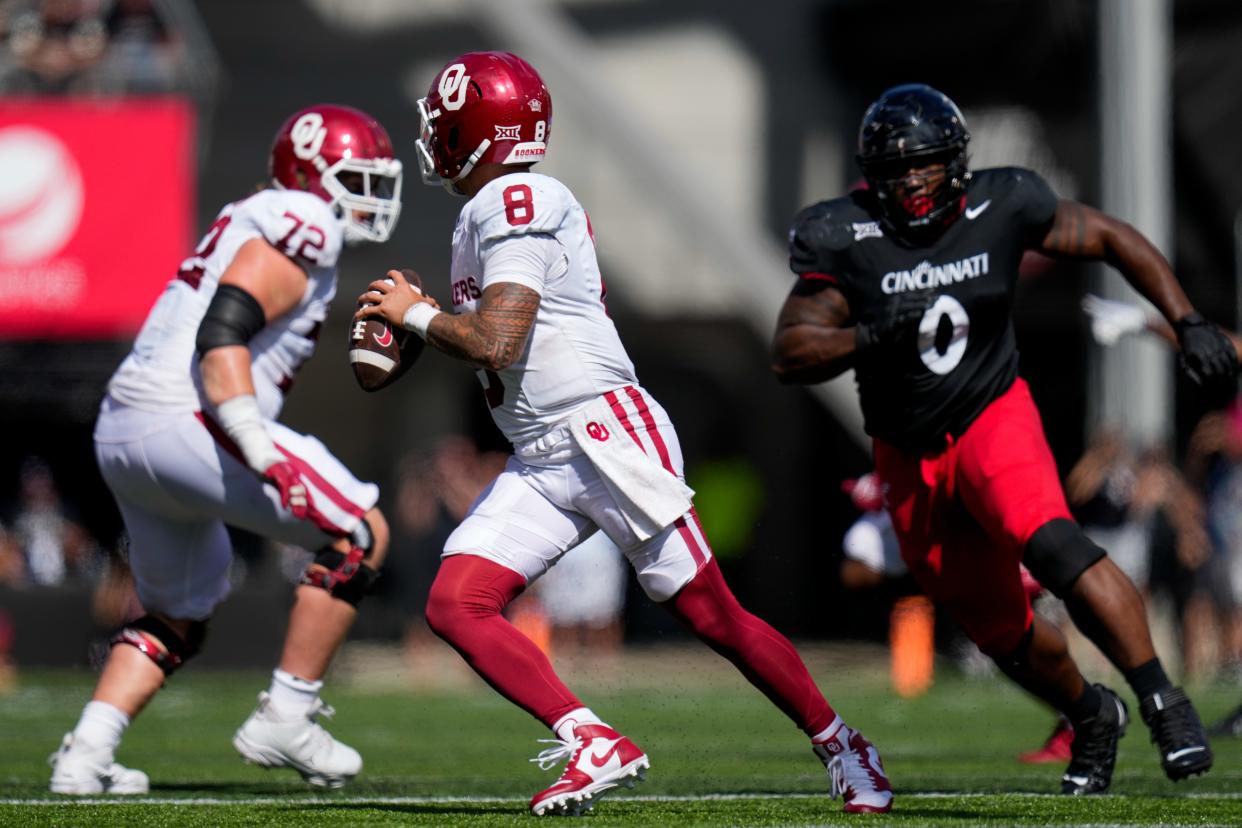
[1175,312,1237,389]
[855,291,932,355]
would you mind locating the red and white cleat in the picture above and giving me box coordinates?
[813,725,893,814]
[528,723,649,816]
[1018,716,1075,764]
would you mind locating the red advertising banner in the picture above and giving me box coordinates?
[0,98,194,339]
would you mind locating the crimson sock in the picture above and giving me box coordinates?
[425,555,584,729]
[664,559,837,736]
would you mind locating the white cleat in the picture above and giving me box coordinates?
[529,723,649,816]
[49,733,149,795]
[813,724,894,814]
[232,691,361,788]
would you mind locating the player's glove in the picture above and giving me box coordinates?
[262,460,312,520]
[1174,312,1237,391]
[855,291,932,355]
[215,395,331,528]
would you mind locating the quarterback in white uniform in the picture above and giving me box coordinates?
[50,105,402,794]
[357,52,892,817]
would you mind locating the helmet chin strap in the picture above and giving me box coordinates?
[451,138,494,191]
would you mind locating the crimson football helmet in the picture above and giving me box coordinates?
[415,51,552,194]
[270,104,403,244]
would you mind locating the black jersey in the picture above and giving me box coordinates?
[788,167,1058,453]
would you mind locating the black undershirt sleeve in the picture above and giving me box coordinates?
[195,284,266,356]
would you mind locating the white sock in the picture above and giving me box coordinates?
[811,716,847,746]
[552,707,605,743]
[72,701,130,752]
[267,669,323,719]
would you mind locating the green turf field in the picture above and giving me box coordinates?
[2,646,1240,826]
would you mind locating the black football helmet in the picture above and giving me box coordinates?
[857,84,970,238]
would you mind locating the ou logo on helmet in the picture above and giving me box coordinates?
[0,126,85,266]
[918,294,969,375]
[291,112,327,162]
[438,63,470,111]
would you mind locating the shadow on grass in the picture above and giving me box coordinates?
[285,802,518,817]
[891,804,1037,822]
[149,781,338,796]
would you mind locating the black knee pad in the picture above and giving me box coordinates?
[1024,518,1107,597]
[300,546,380,608]
[111,615,208,676]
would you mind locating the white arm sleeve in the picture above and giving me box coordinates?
[479,233,567,296]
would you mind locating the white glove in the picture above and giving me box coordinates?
[1082,293,1150,346]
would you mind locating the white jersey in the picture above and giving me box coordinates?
[449,173,637,444]
[107,189,344,419]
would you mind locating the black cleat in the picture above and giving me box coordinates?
[1061,684,1128,796]
[1208,702,1242,739]
[1140,687,1213,780]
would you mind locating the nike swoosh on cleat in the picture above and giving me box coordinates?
[589,740,622,768]
[1062,775,1090,786]
[1166,746,1206,761]
[965,200,991,220]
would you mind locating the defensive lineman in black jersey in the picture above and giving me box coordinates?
[788,166,1056,453]
[773,84,1237,795]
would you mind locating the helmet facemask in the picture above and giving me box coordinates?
[321,156,403,245]
[415,96,493,196]
[862,147,970,238]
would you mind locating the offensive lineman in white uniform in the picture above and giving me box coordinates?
[50,105,403,794]
[357,52,893,817]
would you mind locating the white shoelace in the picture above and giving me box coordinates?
[827,753,849,799]
[302,700,340,756]
[827,746,885,801]
[529,737,582,772]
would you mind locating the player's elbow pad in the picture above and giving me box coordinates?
[196,285,266,357]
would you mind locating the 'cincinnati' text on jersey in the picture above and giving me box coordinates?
[882,253,989,294]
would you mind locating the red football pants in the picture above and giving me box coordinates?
[874,378,1072,656]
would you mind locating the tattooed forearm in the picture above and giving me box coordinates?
[425,282,540,371]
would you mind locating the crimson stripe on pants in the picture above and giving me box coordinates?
[195,411,245,465]
[604,390,642,447]
[605,387,707,566]
[623,386,674,471]
[273,441,366,520]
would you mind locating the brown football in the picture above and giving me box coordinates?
[349,269,426,392]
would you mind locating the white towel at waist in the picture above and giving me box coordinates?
[568,395,695,541]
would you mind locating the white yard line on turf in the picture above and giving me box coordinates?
[3,792,1241,805]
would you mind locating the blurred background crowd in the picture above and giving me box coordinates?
[2,0,1242,733]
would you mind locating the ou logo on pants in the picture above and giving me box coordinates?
[586,422,610,442]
